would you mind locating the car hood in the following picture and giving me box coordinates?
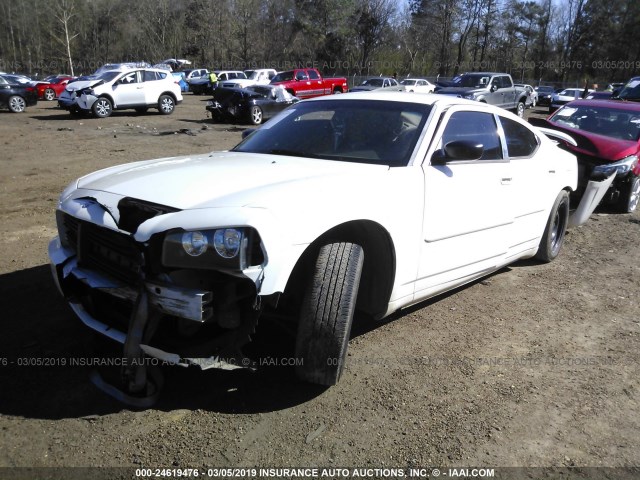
[350,85,381,92]
[65,79,104,91]
[436,87,485,95]
[544,122,638,161]
[74,151,391,210]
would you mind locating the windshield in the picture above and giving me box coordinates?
[272,71,294,83]
[550,104,640,141]
[247,71,258,80]
[98,71,121,82]
[233,99,432,167]
[361,78,384,87]
[617,79,640,101]
[458,74,491,88]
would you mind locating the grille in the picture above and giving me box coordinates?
[62,213,143,285]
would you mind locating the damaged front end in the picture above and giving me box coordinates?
[49,194,268,406]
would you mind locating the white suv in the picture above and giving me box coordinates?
[58,68,183,118]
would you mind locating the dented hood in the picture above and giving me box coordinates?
[543,121,639,161]
[75,151,389,210]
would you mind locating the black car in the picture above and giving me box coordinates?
[0,74,38,112]
[534,85,555,106]
[613,77,640,102]
[206,84,298,125]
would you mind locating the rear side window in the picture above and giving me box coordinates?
[499,116,539,158]
[143,71,158,81]
[308,70,320,80]
[441,111,503,160]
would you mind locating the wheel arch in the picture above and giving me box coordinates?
[160,91,178,102]
[282,219,396,320]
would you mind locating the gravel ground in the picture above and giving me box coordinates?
[0,96,638,478]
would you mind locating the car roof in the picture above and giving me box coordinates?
[305,91,504,110]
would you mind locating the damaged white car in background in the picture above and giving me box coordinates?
[49,92,603,406]
[58,67,183,118]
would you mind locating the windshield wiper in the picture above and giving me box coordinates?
[267,149,319,158]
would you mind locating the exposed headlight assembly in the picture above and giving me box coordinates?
[163,227,262,270]
[592,155,638,177]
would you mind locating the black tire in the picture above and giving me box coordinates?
[135,107,149,114]
[158,95,175,115]
[535,190,570,263]
[8,95,26,113]
[617,176,640,213]
[44,88,56,101]
[295,242,364,386]
[515,101,525,118]
[249,105,263,125]
[92,97,112,118]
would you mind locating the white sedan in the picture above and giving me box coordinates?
[49,92,600,404]
[400,78,435,93]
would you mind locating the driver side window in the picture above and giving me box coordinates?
[440,111,503,160]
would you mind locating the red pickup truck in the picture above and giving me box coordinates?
[270,69,348,99]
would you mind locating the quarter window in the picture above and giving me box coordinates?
[499,116,539,158]
[441,111,503,160]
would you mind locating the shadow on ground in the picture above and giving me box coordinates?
[0,264,326,420]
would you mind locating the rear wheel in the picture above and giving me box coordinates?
[44,88,56,101]
[92,97,112,118]
[617,176,640,213]
[158,95,175,115]
[8,95,26,113]
[535,190,570,263]
[295,242,364,386]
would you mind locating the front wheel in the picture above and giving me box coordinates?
[295,242,364,386]
[516,101,525,118]
[92,97,112,118]
[535,190,570,263]
[44,88,56,101]
[158,95,175,115]
[617,176,640,213]
[249,105,263,125]
[8,95,26,113]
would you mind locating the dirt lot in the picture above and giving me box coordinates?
[0,96,639,476]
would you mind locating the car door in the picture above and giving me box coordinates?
[306,69,325,96]
[415,107,513,298]
[142,70,167,104]
[113,71,145,106]
[496,114,548,257]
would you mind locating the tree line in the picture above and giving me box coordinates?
[0,0,638,86]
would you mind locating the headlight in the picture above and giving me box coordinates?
[213,229,242,258]
[162,227,262,270]
[182,231,208,256]
[592,155,638,177]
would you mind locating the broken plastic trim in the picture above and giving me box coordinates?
[569,172,617,227]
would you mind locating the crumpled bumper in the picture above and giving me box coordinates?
[48,236,249,372]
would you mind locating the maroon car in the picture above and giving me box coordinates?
[542,99,640,213]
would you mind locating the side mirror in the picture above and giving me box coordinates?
[490,83,498,92]
[431,140,484,164]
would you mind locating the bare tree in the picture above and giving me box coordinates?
[50,0,80,75]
